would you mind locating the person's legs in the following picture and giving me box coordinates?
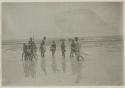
[62,51,63,56]
[70,51,72,57]
[28,54,30,61]
[26,54,28,61]
[35,52,38,59]
[30,55,32,61]
[54,50,56,56]
[43,52,45,57]
[24,53,27,61]
[75,52,80,63]
[73,49,75,56]
[77,56,80,63]
[41,51,43,57]
[52,51,54,56]
[63,51,65,57]
[33,52,35,58]
[26,52,29,61]
[29,53,31,61]
[22,52,24,60]
[31,54,33,61]
[52,50,55,57]
[70,50,73,57]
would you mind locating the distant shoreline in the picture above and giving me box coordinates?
[2,35,123,45]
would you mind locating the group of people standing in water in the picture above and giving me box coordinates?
[22,36,86,83]
[39,36,66,58]
[22,37,37,61]
[22,36,84,63]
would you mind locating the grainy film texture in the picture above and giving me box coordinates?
[2,2,123,86]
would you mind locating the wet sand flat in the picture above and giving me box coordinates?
[2,40,123,86]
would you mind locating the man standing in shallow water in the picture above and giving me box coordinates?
[39,36,46,58]
[40,40,46,58]
[61,40,66,58]
[70,39,76,57]
[74,37,84,63]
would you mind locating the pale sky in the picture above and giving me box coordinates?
[2,2,123,40]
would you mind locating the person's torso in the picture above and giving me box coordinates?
[40,44,46,50]
[51,44,56,50]
[75,41,81,52]
[61,43,65,50]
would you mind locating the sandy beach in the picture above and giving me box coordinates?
[2,39,123,86]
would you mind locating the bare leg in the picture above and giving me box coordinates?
[22,52,24,61]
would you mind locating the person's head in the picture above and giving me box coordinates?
[74,37,78,42]
[43,36,46,40]
[52,40,55,43]
[30,37,32,41]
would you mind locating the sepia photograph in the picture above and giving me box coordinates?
[1,2,124,86]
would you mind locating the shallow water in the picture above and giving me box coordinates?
[2,40,123,86]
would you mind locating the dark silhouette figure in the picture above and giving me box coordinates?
[40,40,46,58]
[50,41,56,57]
[28,37,37,61]
[32,39,37,59]
[70,39,76,57]
[61,40,66,58]
[74,37,84,63]
[22,43,27,61]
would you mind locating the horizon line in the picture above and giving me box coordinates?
[2,35,123,41]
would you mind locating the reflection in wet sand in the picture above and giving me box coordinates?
[70,56,77,75]
[40,57,47,75]
[70,56,84,83]
[22,59,37,78]
[62,56,66,72]
[75,60,83,83]
[51,56,58,73]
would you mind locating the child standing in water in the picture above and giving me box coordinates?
[50,41,56,57]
